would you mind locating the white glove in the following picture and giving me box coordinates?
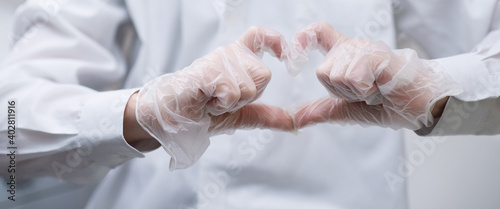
[136,26,293,170]
[288,22,462,130]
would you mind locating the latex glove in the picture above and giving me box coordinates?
[288,22,462,130]
[136,26,292,170]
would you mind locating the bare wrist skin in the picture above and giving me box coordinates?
[123,92,160,150]
[431,96,449,118]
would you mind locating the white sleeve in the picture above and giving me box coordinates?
[416,97,500,136]
[0,0,145,183]
[418,2,500,136]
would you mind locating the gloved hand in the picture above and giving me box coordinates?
[287,22,462,130]
[136,26,293,170]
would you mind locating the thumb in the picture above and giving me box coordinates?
[209,103,294,133]
[294,98,391,129]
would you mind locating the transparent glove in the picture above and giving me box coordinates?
[136,26,293,170]
[288,22,462,130]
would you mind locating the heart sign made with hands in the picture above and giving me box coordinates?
[286,22,461,131]
[136,26,293,170]
[135,22,462,170]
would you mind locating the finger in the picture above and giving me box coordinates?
[201,39,273,116]
[222,46,271,108]
[368,41,398,86]
[244,60,272,97]
[336,42,402,105]
[237,26,289,60]
[286,22,347,75]
[206,82,240,116]
[316,50,361,101]
[209,103,294,132]
[294,98,341,128]
[330,43,386,104]
[236,71,258,105]
[202,56,242,115]
[315,38,388,105]
[232,59,259,107]
[292,21,346,55]
[294,98,390,129]
[341,50,381,104]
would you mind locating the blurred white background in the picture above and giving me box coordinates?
[404,131,500,209]
[1,1,500,208]
[0,1,23,58]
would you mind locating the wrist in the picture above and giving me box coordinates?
[123,92,159,149]
[431,96,449,118]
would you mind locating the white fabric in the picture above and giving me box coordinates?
[417,97,500,136]
[395,0,500,136]
[0,0,499,208]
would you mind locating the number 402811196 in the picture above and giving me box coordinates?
[7,101,16,145]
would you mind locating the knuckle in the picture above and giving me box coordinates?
[226,86,241,102]
[329,69,343,85]
[351,37,372,46]
[252,67,272,87]
[240,82,257,101]
[247,83,258,96]
[218,45,232,53]
[247,25,261,33]
[316,66,332,85]
[243,26,261,40]
[316,21,331,29]
[260,68,272,81]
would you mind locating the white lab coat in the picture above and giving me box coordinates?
[0,0,499,208]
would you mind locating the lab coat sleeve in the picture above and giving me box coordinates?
[416,3,500,136]
[0,0,146,183]
[415,97,500,136]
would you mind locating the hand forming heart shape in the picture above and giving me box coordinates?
[210,21,460,133]
[285,22,461,131]
[134,22,461,169]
